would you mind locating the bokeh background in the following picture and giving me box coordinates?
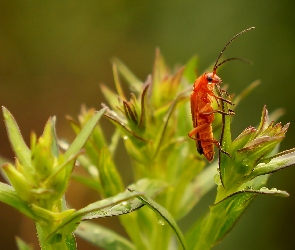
[0,1,295,249]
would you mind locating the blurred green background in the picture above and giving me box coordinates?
[0,1,295,249]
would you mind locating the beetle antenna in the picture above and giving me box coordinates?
[213,27,255,74]
[216,57,252,69]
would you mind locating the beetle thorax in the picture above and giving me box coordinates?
[193,72,221,92]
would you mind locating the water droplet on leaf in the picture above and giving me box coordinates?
[157,218,166,226]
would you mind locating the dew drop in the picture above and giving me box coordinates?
[157,218,166,226]
[123,136,128,140]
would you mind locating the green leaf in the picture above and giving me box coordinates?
[213,188,288,244]
[2,107,33,176]
[1,163,33,203]
[16,237,33,250]
[82,178,168,220]
[0,182,39,221]
[244,148,295,182]
[183,55,198,83]
[151,49,168,100]
[187,188,289,250]
[98,148,124,197]
[71,174,101,193]
[233,80,260,107]
[37,223,77,250]
[131,191,186,250]
[31,204,75,222]
[112,58,142,93]
[108,129,121,156]
[47,191,144,242]
[215,85,233,188]
[47,178,167,241]
[100,84,120,112]
[153,90,187,158]
[50,117,59,158]
[118,179,169,249]
[128,178,168,198]
[76,152,98,175]
[64,108,106,160]
[104,114,147,143]
[65,234,77,250]
[75,221,135,250]
[112,63,127,100]
[178,161,217,219]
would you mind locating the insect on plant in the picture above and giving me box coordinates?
[189,27,255,162]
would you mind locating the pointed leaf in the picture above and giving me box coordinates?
[65,234,77,250]
[37,223,77,250]
[47,179,167,241]
[50,117,59,158]
[138,80,150,128]
[71,174,101,193]
[215,85,233,188]
[233,80,260,107]
[2,107,32,172]
[98,147,124,197]
[183,56,198,83]
[0,182,39,221]
[83,178,168,219]
[31,204,75,222]
[47,191,143,241]
[100,84,120,111]
[16,237,33,250]
[112,58,142,93]
[244,148,295,181]
[187,188,288,249]
[2,163,33,202]
[256,105,269,135]
[104,114,147,143]
[153,91,187,158]
[211,189,288,243]
[64,108,106,160]
[130,191,186,250]
[112,63,127,100]
[108,127,121,155]
[75,221,135,250]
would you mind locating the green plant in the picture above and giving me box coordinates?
[0,49,294,250]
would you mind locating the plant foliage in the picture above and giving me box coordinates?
[0,49,294,250]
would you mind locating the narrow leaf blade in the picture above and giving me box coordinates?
[75,221,135,250]
[132,192,186,250]
[186,188,289,249]
[112,58,142,93]
[245,148,295,181]
[64,108,106,159]
[16,237,34,250]
[2,107,31,169]
[0,182,39,221]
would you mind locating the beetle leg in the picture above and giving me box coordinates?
[202,109,235,116]
[213,94,234,105]
[188,123,231,158]
[220,88,231,97]
[188,132,231,158]
[188,123,208,138]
